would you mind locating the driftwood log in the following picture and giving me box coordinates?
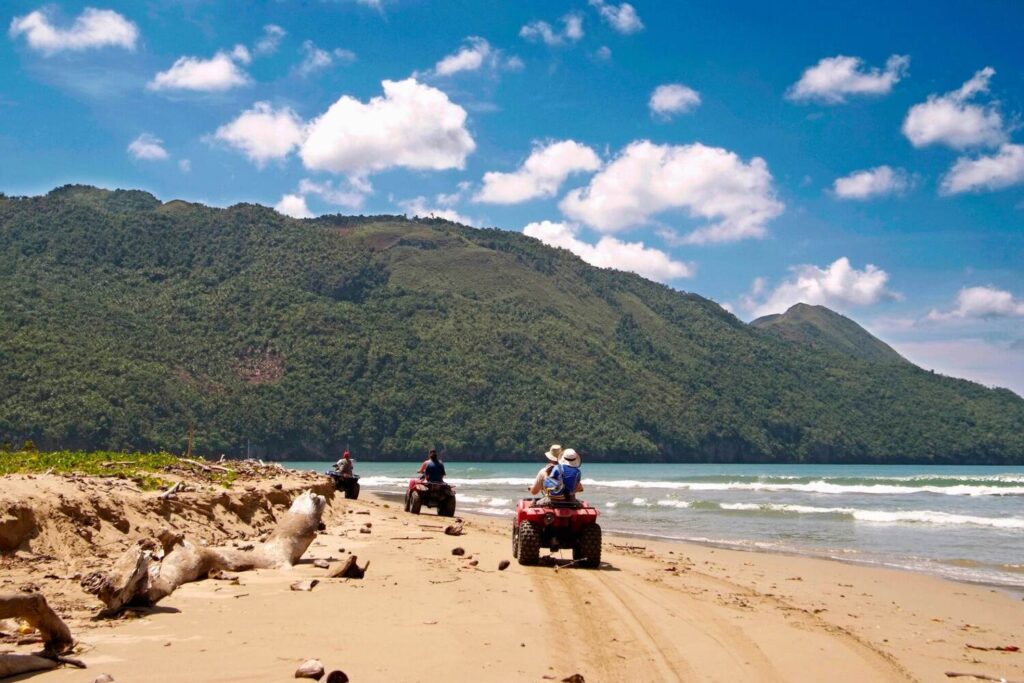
[81,490,327,613]
[0,592,80,679]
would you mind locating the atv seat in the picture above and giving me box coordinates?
[528,497,582,509]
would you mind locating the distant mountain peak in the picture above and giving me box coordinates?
[751,303,905,364]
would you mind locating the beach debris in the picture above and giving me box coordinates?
[444,520,464,536]
[208,570,240,582]
[295,658,325,680]
[82,491,327,614]
[313,559,330,569]
[325,671,349,683]
[328,556,369,580]
[498,560,510,571]
[356,511,370,515]
[945,672,1024,682]
[359,527,371,534]
[0,592,81,678]
[290,579,319,592]
[561,675,586,683]
[467,560,479,567]
[966,644,1019,652]
[160,481,184,500]
[91,675,115,683]
[451,547,465,556]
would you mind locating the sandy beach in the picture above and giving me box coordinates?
[2,475,1023,682]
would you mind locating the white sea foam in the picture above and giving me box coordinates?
[581,478,1024,496]
[711,502,1024,529]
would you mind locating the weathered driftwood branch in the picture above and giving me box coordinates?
[0,592,79,679]
[81,490,327,613]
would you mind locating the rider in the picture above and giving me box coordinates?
[529,444,562,497]
[418,449,446,483]
[334,450,354,478]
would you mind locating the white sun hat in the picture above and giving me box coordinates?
[560,449,581,467]
[544,444,563,462]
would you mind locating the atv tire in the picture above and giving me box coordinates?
[344,481,360,500]
[574,523,602,568]
[516,521,540,566]
[409,490,422,515]
[404,492,411,512]
[512,524,519,559]
[438,496,456,517]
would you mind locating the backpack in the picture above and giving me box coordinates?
[543,463,581,498]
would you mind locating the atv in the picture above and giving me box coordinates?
[512,498,601,568]
[326,471,361,500]
[404,479,457,516]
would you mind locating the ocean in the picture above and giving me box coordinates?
[281,461,1024,590]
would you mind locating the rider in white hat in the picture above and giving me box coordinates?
[529,444,562,496]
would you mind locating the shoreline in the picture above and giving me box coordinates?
[369,488,1024,595]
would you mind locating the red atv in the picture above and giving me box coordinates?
[512,498,601,568]
[404,479,457,517]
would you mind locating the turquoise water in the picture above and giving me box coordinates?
[283,461,1024,588]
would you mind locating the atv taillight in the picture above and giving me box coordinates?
[543,513,555,525]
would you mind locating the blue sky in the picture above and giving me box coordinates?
[2,0,1022,393]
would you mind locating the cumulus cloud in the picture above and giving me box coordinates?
[148,49,251,92]
[926,286,1024,322]
[902,67,1005,149]
[743,257,897,317]
[297,177,370,210]
[559,141,783,244]
[9,7,138,54]
[126,133,168,161]
[434,36,493,76]
[255,24,286,55]
[940,144,1024,195]
[519,14,584,46]
[275,193,313,219]
[300,78,475,175]
[786,54,908,104]
[588,0,643,34]
[212,102,305,166]
[524,220,693,283]
[832,165,911,199]
[474,140,601,204]
[178,159,191,173]
[649,83,701,119]
[400,196,475,225]
[296,40,356,77]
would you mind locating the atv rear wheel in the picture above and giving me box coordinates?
[511,523,519,559]
[409,490,422,515]
[573,523,602,568]
[404,492,411,512]
[344,481,360,500]
[438,495,456,517]
[516,521,540,565]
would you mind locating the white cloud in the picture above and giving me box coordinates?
[178,159,191,173]
[786,54,908,104]
[649,83,701,119]
[927,286,1024,322]
[559,141,783,244]
[902,67,1005,149]
[213,102,305,167]
[127,133,168,161]
[400,196,475,225]
[594,45,612,62]
[743,257,897,318]
[434,36,492,76]
[832,165,910,199]
[940,144,1024,195]
[474,140,601,204]
[298,177,369,210]
[519,14,584,46]
[296,40,356,77]
[300,78,475,175]
[255,24,286,55]
[275,194,313,219]
[588,0,643,34]
[148,50,251,92]
[523,221,693,283]
[9,7,138,54]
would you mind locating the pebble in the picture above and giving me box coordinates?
[295,659,324,680]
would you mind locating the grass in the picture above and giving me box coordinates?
[0,449,236,490]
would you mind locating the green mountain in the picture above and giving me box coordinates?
[751,304,906,364]
[1,186,1021,464]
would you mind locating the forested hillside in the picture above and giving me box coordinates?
[1,186,1021,463]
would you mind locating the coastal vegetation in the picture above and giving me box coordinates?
[1,186,1022,463]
